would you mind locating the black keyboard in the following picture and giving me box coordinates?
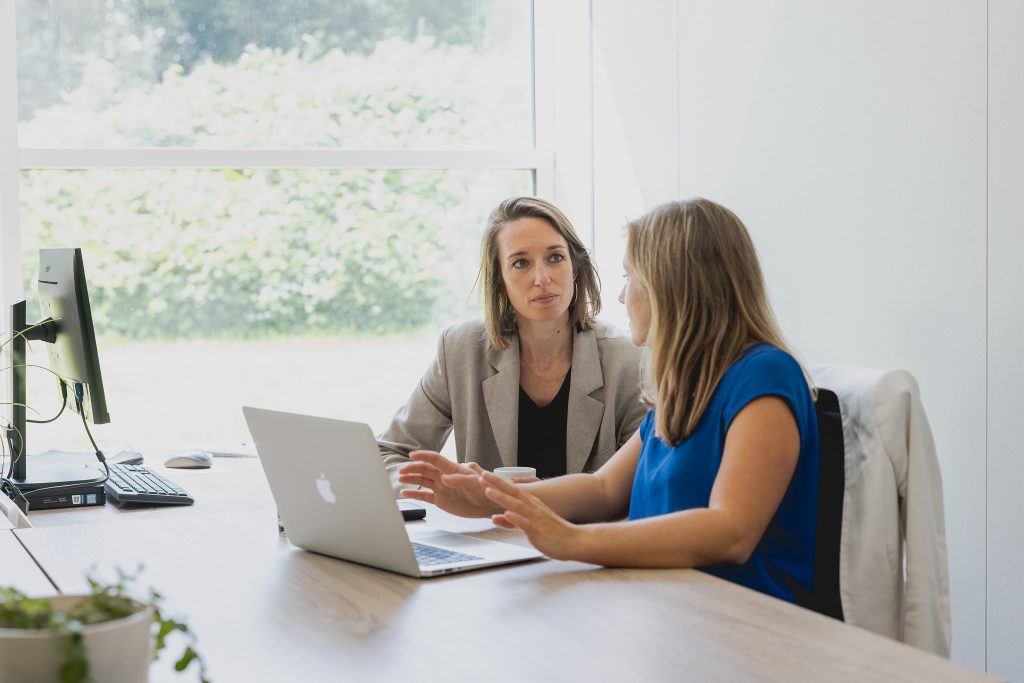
[104,464,194,507]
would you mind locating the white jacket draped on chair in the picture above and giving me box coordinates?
[810,365,952,657]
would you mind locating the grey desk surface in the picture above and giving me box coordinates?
[13,459,1000,683]
[1,529,56,596]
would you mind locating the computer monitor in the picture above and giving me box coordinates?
[4,248,109,491]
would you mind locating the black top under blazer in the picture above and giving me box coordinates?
[377,319,647,489]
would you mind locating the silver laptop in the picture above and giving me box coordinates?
[243,406,543,577]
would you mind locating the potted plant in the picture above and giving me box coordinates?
[0,568,208,683]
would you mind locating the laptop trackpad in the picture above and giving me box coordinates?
[408,528,494,550]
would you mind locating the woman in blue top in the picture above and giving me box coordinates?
[399,198,819,603]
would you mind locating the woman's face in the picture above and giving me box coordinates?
[619,259,651,346]
[496,217,575,326]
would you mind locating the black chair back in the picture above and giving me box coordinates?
[805,387,846,620]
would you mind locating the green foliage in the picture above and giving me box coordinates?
[0,588,55,629]
[131,0,490,73]
[17,37,532,339]
[0,568,209,683]
[16,0,495,121]
[22,167,480,339]
[22,38,527,148]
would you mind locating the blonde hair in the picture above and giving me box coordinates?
[479,196,600,350]
[627,198,791,445]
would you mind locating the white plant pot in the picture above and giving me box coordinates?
[0,594,152,683]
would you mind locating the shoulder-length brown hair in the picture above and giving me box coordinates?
[627,198,792,445]
[479,196,601,349]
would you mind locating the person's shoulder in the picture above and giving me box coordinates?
[439,319,488,350]
[729,345,808,392]
[587,320,643,375]
[591,320,640,351]
[743,343,798,365]
[443,318,485,337]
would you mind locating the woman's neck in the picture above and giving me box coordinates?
[517,316,573,369]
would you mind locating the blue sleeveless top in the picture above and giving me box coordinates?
[628,344,819,603]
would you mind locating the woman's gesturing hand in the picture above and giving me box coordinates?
[398,451,502,518]
[479,470,586,561]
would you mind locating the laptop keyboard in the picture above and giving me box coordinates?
[412,542,483,567]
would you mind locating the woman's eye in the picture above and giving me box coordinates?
[512,259,528,269]
[549,253,565,263]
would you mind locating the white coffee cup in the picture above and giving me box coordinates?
[493,466,537,482]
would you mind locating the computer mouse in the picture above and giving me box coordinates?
[164,451,213,469]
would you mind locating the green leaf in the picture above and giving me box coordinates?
[174,646,198,672]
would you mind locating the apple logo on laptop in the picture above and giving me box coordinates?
[316,472,336,504]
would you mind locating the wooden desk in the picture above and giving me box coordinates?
[26,456,274,527]
[1,530,56,596]
[15,516,996,681]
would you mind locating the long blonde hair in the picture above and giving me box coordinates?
[479,196,601,349]
[627,198,791,445]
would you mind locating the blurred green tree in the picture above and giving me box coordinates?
[19,39,531,338]
[16,0,490,120]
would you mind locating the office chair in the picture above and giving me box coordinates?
[797,387,845,622]
[809,365,951,657]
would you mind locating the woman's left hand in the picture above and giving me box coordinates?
[478,470,586,561]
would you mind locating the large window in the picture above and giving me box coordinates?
[16,0,534,150]
[4,1,546,456]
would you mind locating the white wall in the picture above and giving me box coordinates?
[589,0,1019,676]
[987,0,1024,678]
[591,0,680,326]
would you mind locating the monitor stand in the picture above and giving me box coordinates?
[10,451,107,511]
[12,450,104,491]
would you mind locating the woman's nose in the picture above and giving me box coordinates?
[534,264,551,285]
[618,284,626,304]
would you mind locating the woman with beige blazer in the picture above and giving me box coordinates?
[378,197,646,490]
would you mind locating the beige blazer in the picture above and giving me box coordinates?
[378,319,647,488]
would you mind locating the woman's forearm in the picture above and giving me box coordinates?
[522,473,625,524]
[571,508,754,568]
